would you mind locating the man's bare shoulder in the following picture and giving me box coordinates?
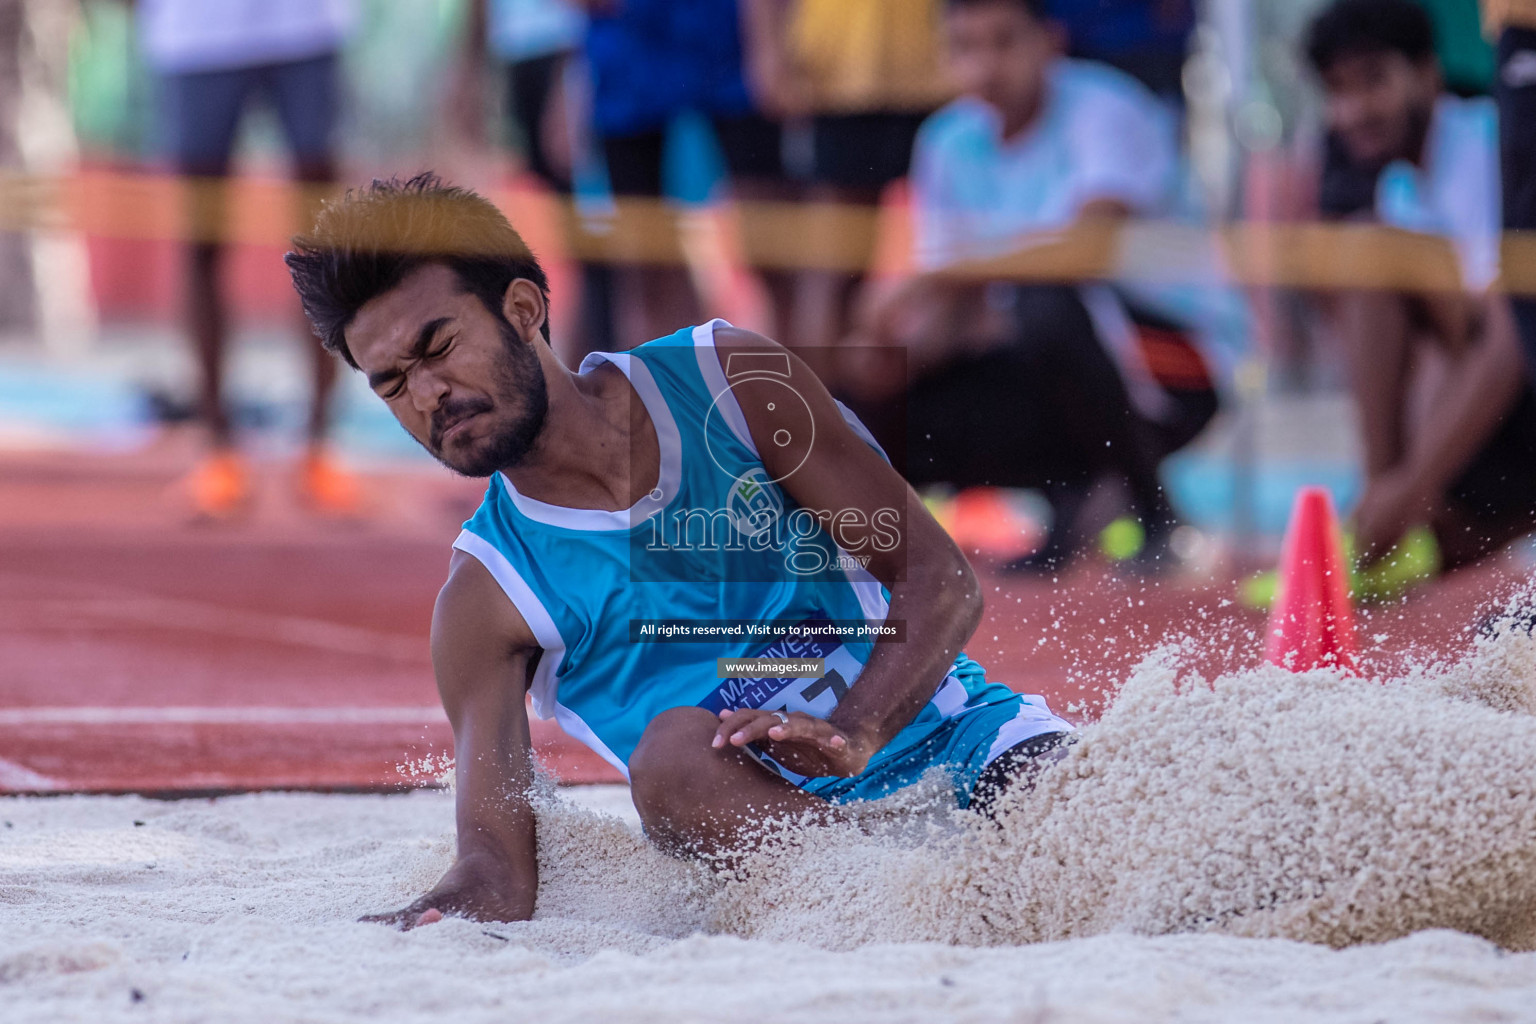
[710,324,782,362]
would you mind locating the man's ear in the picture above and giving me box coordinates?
[502,278,548,343]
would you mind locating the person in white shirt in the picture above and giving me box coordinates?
[139,0,360,517]
[850,0,1221,572]
[1308,0,1536,568]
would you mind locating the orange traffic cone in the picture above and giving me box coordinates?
[1265,486,1358,673]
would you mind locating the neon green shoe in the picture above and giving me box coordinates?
[1348,526,1440,603]
[1238,526,1440,610]
[1099,516,1145,561]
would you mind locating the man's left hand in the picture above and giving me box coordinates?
[711,709,874,779]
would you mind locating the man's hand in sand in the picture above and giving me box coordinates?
[360,900,447,931]
[713,708,873,778]
[360,852,535,930]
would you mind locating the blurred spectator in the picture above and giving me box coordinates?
[851,0,1219,572]
[585,0,794,347]
[1307,0,1536,566]
[0,0,34,336]
[138,0,359,517]
[741,0,951,363]
[459,0,616,362]
[1046,0,1195,100]
[1486,0,1536,385]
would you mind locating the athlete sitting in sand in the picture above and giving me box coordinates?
[285,174,1073,927]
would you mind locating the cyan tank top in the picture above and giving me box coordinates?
[454,320,1014,788]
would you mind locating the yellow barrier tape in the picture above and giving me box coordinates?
[2,169,1535,295]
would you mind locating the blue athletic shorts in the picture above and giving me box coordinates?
[799,693,1074,810]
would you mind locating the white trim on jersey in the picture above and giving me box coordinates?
[452,528,565,721]
[691,318,890,461]
[497,352,682,532]
[692,318,759,454]
[454,528,630,775]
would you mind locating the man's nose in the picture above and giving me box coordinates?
[407,367,449,413]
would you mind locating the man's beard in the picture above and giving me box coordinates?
[427,318,549,478]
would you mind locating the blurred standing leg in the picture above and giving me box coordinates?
[163,63,250,515]
[265,51,359,514]
[1497,26,1536,379]
[765,0,950,390]
[902,285,1215,571]
[508,50,616,362]
[0,0,34,335]
[601,128,701,347]
[792,113,928,377]
[713,113,798,342]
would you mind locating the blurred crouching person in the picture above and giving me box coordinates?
[849,0,1228,573]
[1308,0,1536,567]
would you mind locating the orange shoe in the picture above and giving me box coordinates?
[298,449,363,517]
[947,487,1043,561]
[186,450,252,519]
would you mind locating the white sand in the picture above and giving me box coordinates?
[8,625,1536,1021]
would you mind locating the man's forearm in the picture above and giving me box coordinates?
[447,712,542,920]
[875,273,992,379]
[826,527,983,753]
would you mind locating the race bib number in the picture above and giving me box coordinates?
[698,621,866,720]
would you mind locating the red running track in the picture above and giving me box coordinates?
[0,443,1523,794]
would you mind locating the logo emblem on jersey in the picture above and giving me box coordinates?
[727,468,783,539]
[704,351,816,484]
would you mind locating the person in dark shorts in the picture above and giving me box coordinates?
[584,0,796,347]
[1307,0,1536,567]
[848,0,1224,571]
[139,0,360,518]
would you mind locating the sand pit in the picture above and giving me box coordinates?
[8,626,1536,1021]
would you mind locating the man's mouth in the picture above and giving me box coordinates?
[437,412,480,447]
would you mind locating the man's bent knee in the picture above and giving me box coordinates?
[628,706,724,830]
